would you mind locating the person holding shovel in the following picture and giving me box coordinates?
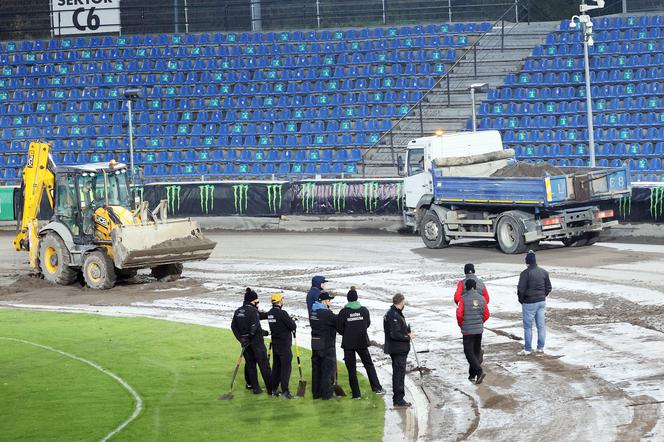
[309,291,338,400]
[337,286,385,399]
[383,293,412,408]
[231,288,273,395]
[267,293,297,400]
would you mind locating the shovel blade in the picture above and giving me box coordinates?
[296,380,307,397]
[218,392,234,401]
[333,384,347,397]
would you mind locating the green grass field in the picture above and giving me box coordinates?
[0,309,384,441]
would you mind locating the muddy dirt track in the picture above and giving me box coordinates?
[1,231,663,441]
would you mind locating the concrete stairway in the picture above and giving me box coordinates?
[362,20,561,177]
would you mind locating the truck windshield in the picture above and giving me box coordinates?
[408,148,425,175]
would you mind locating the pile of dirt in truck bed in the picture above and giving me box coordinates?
[491,162,564,178]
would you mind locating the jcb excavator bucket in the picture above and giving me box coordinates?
[111,219,216,269]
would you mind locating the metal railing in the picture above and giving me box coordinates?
[359,0,528,176]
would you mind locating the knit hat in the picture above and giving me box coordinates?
[244,287,258,303]
[347,286,358,302]
[464,263,475,274]
[525,250,537,265]
[319,291,334,301]
[271,293,283,304]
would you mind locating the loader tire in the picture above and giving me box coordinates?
[420,210,448,249]
[39,233,78,286]
[116,268,138,280]
[496,215,527,254]
[151,263,183,282]
[83,251,117,290]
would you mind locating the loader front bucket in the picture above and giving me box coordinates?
[111,219,216,269]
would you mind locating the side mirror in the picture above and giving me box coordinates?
[397,155,406,177]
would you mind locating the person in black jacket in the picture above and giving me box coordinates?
[231,288,273,395]
[383,293,412,408]
[267,292,297,400]
[309,291,338,400]
[337,287,384,399]
[517,250,552,355]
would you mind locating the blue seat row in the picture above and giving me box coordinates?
[559,16,664,31]
[0,22,489,53]
[535,39,664,57]
[478,112,664,130]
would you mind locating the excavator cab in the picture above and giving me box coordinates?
[14,142,216,290]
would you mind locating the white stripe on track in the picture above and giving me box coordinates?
[0,336,143,442]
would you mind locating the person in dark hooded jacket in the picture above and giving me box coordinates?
[517,250,552,355]
[231,288,273,395]
[306,275,328,312]
[337,287,384,399]
[309,291,337,400]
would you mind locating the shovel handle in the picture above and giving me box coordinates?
[292,331,305,379]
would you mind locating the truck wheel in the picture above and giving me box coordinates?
[496,216,527,254]
[151,263,183,282]
[39,233,78,286]
[585,232,600,245]
[83,251,117,290]
[420,211,448,249]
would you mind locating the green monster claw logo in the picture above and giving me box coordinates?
[233,184,249,214]
[266,184,283,213]
[363,182,380,212]
[395,182,403,211]
[199,185,215,214]
[331,182,348,212]
[649,187,664,221]
[133,186,144,203]
[165,185,181,214]
[301,182,316,213]
[617,194,631,220]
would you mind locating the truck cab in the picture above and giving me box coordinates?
[401,130,504,228]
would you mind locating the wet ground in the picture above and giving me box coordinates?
[1,231,663,441]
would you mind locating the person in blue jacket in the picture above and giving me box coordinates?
[306,275,328,312]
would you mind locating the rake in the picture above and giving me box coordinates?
[218,345,246,401]
[292,332,307,397]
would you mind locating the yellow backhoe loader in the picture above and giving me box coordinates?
[13,141,216,289]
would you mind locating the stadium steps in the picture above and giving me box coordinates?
[362,21,560,176]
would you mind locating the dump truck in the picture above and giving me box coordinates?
[399,131,631,253]
[13,141,216,289]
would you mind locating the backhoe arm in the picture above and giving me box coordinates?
[13,142,56,271]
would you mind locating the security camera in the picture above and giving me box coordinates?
[569,21,577,29]
[587,36,594,46]
[122,88,141,100]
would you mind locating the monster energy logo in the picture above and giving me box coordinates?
[133,186,144,203]
[331,182,349,212]
[199,185,215,214]
[165,185,181,214]
[617,194,631,220]
[363,182,380,212]
[395,182,403,211]
[233,184,249,214]
[266,184,283,213]
[649,187,664,221]
[301,182,316,212]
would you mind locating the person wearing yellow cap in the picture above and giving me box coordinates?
[267,292,297,399]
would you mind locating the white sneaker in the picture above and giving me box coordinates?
[518,350,532,356]
[534,348,544,355]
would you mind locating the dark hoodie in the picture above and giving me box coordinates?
[306,276,326,312]
[337,301,371,350]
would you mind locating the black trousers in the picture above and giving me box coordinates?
[244,342,272,393]
[270,348,293,394]
[463,334,483,379]
[311,347,336,399]
[344,348,383,398]
[390,352,408,404]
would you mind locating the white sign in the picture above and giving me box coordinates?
[51,0,121,36]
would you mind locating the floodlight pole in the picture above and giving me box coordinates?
[582,25,596,166]
[470,87,477,131]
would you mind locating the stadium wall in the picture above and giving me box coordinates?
[3,179,664,224]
